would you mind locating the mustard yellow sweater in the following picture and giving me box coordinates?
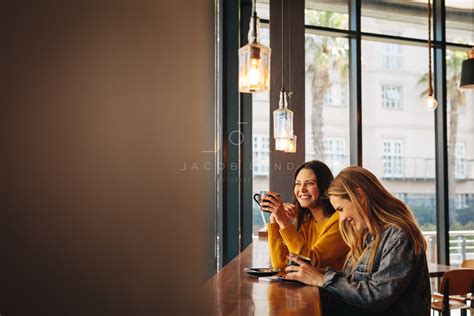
[268,212,349,270]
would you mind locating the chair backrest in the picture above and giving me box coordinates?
[461,259,474,268]
[439,269,474,295]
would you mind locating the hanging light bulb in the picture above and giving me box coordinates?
[273,89,294,145]
[238,1,271,93]
[425,0,438,111]
[425,95,438,111]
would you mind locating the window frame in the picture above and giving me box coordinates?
[383,139,404,178]
[220,0,473,269]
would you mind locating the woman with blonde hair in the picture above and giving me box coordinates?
[284,166,430,315]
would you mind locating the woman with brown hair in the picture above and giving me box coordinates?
[284,166,430,315]
[261,160,349,270]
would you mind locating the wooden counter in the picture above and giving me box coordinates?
[205,238,450,315]
[205,238,322,315]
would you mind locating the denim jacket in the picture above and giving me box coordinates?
[322,226,431,315]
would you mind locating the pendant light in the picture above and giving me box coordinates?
[238,0,271,93]
[425,0,438,111]
[284,135,297,153]
[274,89,294,151]
[460,47,474,89]
[273,0,296,153]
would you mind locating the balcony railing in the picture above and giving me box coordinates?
[423,230,474,266]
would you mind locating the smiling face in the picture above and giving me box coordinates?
[329,195,367,231]
[294,168,320,209]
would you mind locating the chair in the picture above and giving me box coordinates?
[462,259,474,269]
[431,269,474,316]
[432,260,474,305]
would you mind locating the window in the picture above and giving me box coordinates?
[455,194,468,209]
[305,3,348,30]
[446,49,474,266]
[253,135,270,176]
[383,140,404,178]
[323,138,347,175]
[240,0,473,267]
[455,143,466,179]
[340,83,347,106]
[382,43,402,70]
[305,32,350,168]
[251,23,270,237]
[382,85,402,110]
[323,89,333,106]
[323,84,347,107]
[362,1,430,40]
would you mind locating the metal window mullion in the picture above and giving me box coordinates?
[240,0,253,250]
[349,0,362,166]
[216,0,224,271]
[433,0,449,265]
[221,0,241,266]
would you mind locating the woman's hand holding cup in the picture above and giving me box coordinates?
[284,254,324,287]
[260,191,296,229]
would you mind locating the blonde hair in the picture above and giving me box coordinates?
[327,166,426,272]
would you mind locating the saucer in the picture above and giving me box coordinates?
[244,268,281,277]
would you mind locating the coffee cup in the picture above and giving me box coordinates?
[253,191,280,213]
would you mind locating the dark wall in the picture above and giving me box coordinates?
[1,0,215,315]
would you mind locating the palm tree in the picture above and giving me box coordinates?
[417,49,466,215]
[305,11,348,159]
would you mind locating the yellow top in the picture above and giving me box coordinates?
[267,212,349,270]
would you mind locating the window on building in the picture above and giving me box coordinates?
[323,89,333,106]
[381,85,402,110]
[340,83,347,106]
[455,194,468,209]
[323,84,348,107]
[383,139,404,178]
[382,43,402,70]
[323,138,347,175]
[253,135,270,176]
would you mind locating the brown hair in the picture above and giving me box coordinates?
[293,160,336,230]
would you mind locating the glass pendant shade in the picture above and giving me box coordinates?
[273,90,293,139]
[275,135,297,153]
[284,135,297,153]
[425,95,438,111]
[460,48,474,89]
[238,14,271,93]
[275,137,290,151]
